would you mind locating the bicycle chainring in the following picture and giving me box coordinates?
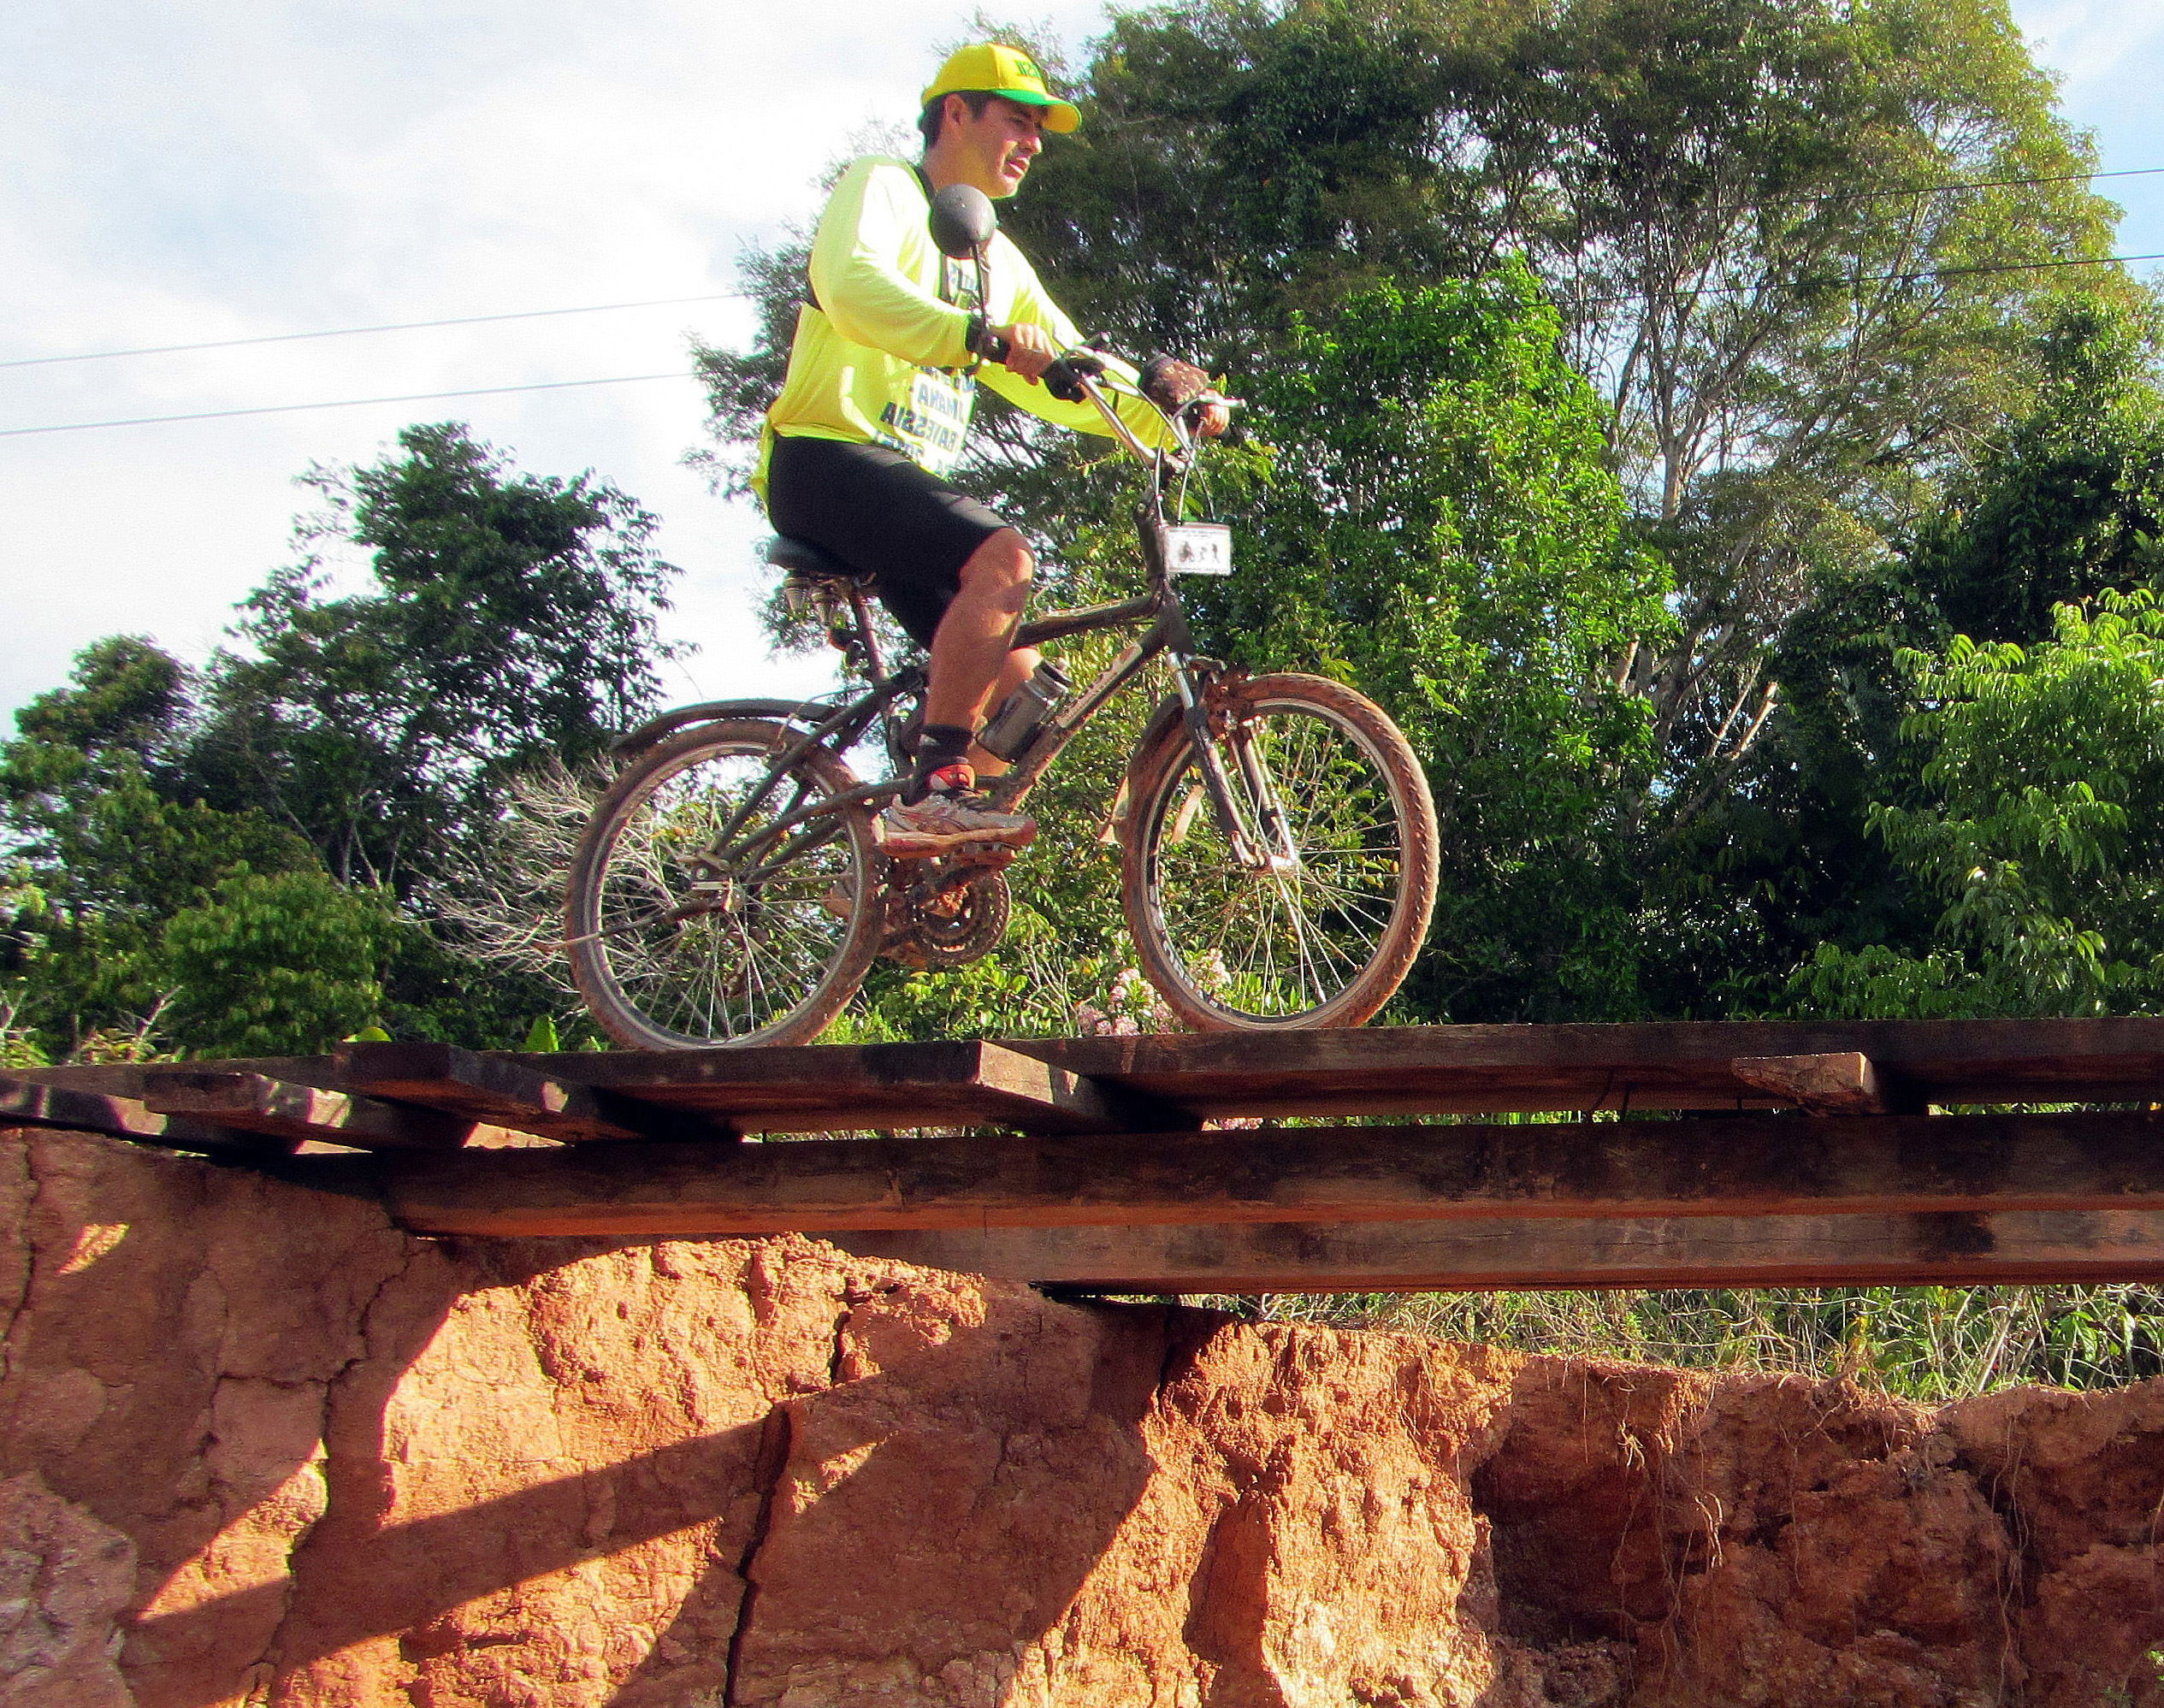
[880,860,1014,970]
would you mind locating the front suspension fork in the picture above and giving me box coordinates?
[1172,661,1296,872]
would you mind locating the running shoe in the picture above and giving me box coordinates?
[878,765,1036,857]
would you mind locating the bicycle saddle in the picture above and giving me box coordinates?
[763,535,874,587]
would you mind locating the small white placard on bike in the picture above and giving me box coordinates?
[1159,523,1234,576]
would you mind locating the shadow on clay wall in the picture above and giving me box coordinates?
[108,1234,1165,1707]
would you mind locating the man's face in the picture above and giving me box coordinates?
[944,95,1045,199]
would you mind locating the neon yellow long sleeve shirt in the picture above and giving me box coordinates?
[753,156,1172,500]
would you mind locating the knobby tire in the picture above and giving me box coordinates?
[1120,674,1438,1031]
[565,719,882,1049]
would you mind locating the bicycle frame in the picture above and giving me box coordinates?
[683,372,1283,879]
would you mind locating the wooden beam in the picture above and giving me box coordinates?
[0,1073,274,1154]
[139,1071,473,1151]
[26,1017,2164,1127]
[518,1039,1199,1135]
[377,1111,2164,1238]
[1731,1052,1907,1115]
[1010,1019,2164,1120]
[331,1041,730,1144]
[825,1210,2164,1292]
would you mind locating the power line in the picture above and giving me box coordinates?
[1558,248,2164,306]
[0,293,740,370]
[7,247,2160,438]
[1783,163,2164,206]
[0,372,692,438]
[9,167,2159,372]
[1910,250,2164,282]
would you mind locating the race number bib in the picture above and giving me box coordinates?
[878,366,974,474]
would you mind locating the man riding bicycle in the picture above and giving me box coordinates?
[754,41,1227,859]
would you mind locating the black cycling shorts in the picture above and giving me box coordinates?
[764,435,1009,648]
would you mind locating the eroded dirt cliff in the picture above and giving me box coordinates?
[0,1126,2157,1706]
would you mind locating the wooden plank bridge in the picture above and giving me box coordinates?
[14,1019,2164,1292]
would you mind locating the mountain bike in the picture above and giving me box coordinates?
[565,199,1438,1049]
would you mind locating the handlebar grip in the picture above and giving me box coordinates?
[966,316,1010,365]
[1042,353,1105,404]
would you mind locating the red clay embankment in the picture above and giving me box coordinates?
[0,1126,2158,1705]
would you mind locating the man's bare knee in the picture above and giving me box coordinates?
[959,529,1034,604]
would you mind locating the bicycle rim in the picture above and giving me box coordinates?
[1124,676,1436,1030]
[566,722,881,1048]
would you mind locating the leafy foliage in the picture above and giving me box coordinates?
[194,423,680,896]
[1906,297,2164,646]
[991,0,2127,801]
[1793,594,2164,1019]
[1195,269,1673,1017]
[1,425,678,1059]
[161,870,395,1058]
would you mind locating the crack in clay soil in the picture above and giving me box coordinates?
[720,1404,794,1708]
[0,1142,39,1367]
[246,1237,424,1690]
[1953,1428,2043,1703]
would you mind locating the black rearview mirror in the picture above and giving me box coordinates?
[929,184,997,257]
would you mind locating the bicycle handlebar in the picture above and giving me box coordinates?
[1041,352,1106,403]
[966,315,1011,365]
[977,322,1234,472]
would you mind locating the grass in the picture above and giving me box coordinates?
[1184,1284,2164,1402]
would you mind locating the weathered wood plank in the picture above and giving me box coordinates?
[14,1057,339,1102]
[331,1041,730,1144]
[1012,1019,2164,1119]
[1730,1053,1907,1115]
[139,1072,473,1151]
[379,1111,2164,1238]
[20,1018,2164,1130]
[0,1073,274,1154]
[826,1210,2164,1292]
[517,1039,1199,1134]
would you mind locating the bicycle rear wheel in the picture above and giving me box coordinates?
[565,720,882,1048]
[1121,674,1438,1030]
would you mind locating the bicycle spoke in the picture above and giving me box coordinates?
[1132,683,1429,1025]
[569,724,878,1048]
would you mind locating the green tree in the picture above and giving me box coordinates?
[0,639,317,1054]
[1191,269,1673,1018]
[1907,298,2164,646]
[1662,299,2164,1018]
[1791,594,2164,1019]
[193,421,681,896]
[1029,0,2121,803]
[160,870,395,1057]
[1,424,681,1059]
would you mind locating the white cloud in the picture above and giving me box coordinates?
[2008,0,2164,257]
[2011,1,2164,93]
[1,0,1103,716]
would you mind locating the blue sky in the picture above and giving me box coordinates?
[3,0,2159,723]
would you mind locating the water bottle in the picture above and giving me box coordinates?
[977,661,1073,761]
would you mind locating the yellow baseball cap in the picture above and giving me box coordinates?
[921,43,1080,133]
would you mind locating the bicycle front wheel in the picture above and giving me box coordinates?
[1121,674,1438,1031]
[565,720,882,1048]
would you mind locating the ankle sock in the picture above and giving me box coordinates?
[905,724,973,804]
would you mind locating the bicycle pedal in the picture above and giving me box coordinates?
[955,841,1018,870]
